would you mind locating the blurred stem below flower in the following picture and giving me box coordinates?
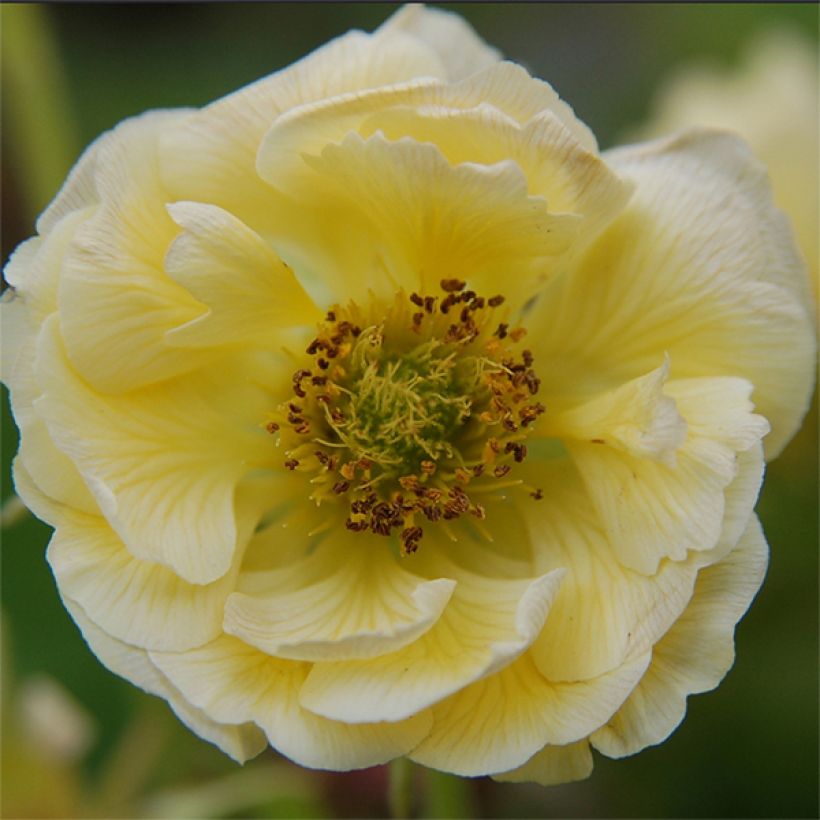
[389,757,415,818]
[422,769,474,819]
[1,4,81,223]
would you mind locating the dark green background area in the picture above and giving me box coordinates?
[1,4,817,818]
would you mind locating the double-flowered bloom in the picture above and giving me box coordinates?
[1,6,815,784]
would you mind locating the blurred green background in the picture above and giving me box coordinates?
[1,4,817,818]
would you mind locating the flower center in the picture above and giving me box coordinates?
[267,280,545,554]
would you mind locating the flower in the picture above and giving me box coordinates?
[633,28,819,298]
[1,5,815,785]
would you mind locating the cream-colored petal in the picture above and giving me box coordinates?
[544,359,686,464]
[410,650,649,777]
[157,27,448,231]
[47,505,248,652]
[299,564,564,722]
[531,129,814,459]
[64,599,266,763]
[259,61,597,198]
[567,376,768,574]
[492,740,593,787]
[151,635,433,771]
[520,459,698,682]
[264,131,578,304]
[591,515,768,758]
[163,202,319,348]
[58,110,220,392]
[358,105,630,242]
[34,316,275,584]
[224,538,455,662]
[7,337,98,518]
[377,4,501,81]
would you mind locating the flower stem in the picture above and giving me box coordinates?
[388,757,414,819]
[423,769,474,819]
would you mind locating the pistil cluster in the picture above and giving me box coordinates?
[267,280,545,555]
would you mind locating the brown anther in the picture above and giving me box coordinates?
[284,459,299,471]
[522,349,534,367]
[488,438,501,454]
[317,358,329,370]
[399,475,419,491]
[315,451,331,466]
[591,438,606,444]
[424,296,436,313]
[306,339,321,355]
[311,375,328,386]
[470,504,486,520]
[471,296,485,309]
[488,295,505,307]
[316,394,331,404]
[420,460,436,475]
[265,422,280,434]
[294,423,310,435]
[326,346,339,359]
[525,372,541,395]
[410,292,424,307]
[514,444,527,463]
[440,278,466,293]
[345,518,369,532]
[330,408,345,424]
[288,402,301,413]
[510,327,527,342]
[357,458,372,471]
[401,526,423,555]
[493,464,512,478]
[530,488,544,500]
[454,467,472,484]
[422,505,442,522]
[425,488,443,502]
[340,462,356,481]
[494,323,509,339]
[460,307,472,323]
[502,418,519,432]
[326,310,336,321]
[332,480,351,494]
[412,311,424,329]
[472,464,486,477]
[351,325,362,337]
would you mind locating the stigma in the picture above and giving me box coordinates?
[266,279,544,555]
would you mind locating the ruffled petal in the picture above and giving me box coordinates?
[151,635,433,771]
[261,131,578,305]
[591,515,768,758]
[164,202,319,348]
[520,459,698,682]
[224,537,455,662]
[566,376,768,573]
[299,562,564,722]
[529,129,815,459]
[492,740,593,787]
[409,650,649,777]
[64,599,266,763]
[157,26,449,230]
[34,315,276,584]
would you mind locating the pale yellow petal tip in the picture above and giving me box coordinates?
[493,740,594,787]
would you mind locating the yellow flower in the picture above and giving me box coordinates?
[633,28,819,297]
[1,6,815,784]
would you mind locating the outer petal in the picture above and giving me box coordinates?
[492,740,593,787]
[591,515,768,758]
[377,4,501,81]
[151,635,433,772]
[409,651,649,777]
[47,499,255,652]
[529,130,815,458]
[58,110,217,392]
[33,316,275,584]
[163,202,319,348]
[299,563,564,722]
[224,537,455,662]
[64,599,266,763]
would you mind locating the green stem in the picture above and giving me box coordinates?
[423,769,474,819]
[388,757,414,819]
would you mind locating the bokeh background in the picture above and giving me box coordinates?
[1,4,817,818]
